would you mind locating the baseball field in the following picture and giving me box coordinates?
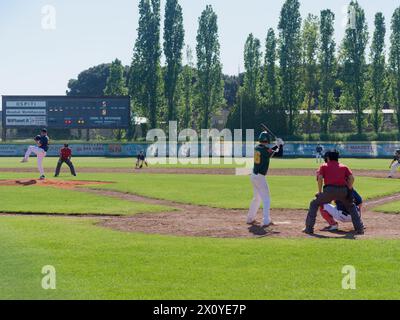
[1,157,400,300]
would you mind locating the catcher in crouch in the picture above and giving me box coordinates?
[319,189,363,231]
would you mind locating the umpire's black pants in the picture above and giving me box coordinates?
[55,158,76,176]
[305,186,364,233]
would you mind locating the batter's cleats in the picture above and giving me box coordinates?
[302,228,314,235]
[324,224,338,231]
[262,222,275,228]
[355,229,365,235]
[20,158,28,163]
[247,220,256,225]
[39,175,46,180]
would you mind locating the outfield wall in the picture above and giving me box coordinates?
[1,142,400,158]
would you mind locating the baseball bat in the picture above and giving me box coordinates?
[261,123,278,140]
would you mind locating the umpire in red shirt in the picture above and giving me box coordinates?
[54,144,77,177]
[304,150,365,235]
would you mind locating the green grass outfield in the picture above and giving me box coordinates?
[0,157,396,171]
[0,172,398,210]
[1,162,400,299]
[0,186,170,215]
[1,216,400,299]
[374,201,400,214]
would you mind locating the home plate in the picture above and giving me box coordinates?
[274,221,292,225]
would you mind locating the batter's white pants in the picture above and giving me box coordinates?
[323,204,353,223]
[316,154,322,163]
[389,162,400,177]
[24,146,46,176]
[247,173,271,225]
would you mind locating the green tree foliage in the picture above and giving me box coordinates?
[259,29,286,135]
[389,7,400,133]
[182,46,194,128]
[240,34,262,131]
[104,59,129,96]
[301,14,319,136]
[370,13,386,133]
[67,64,112,96]
[278,0,302,135]
[319,9,336,135]
[163,0,185,123]
[341,1,369,135]
[104,59,129,141]
[196,5,224,129]
[129,0,162,129]
[262,29,279,108]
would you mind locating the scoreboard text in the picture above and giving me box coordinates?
[2,96,131,129]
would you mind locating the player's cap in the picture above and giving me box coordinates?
[258,132,270,143]
[41,128,47,133]
[324,150,340,162]
[396,149,400,153]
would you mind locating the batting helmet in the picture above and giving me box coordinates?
[258,132,270,143]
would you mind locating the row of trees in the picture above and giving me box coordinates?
[68,0,400,139]
[129,0,223,130]
[228,0,400,137]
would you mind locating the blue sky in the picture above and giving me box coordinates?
[0,0,399,96]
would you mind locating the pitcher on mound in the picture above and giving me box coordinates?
[21,128,49,180]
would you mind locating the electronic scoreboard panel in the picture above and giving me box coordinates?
[2,96,131,129]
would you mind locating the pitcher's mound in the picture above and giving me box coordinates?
[0,179,109,190]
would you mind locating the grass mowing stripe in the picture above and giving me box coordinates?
[0,157,396,170]
[1,216,400,299]
[0,186,172,215]
[79,173,400,210]
[0,172,398,210]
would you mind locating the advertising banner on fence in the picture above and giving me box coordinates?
[1,142,400,157]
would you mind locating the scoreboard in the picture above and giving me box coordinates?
[2,96,131,130]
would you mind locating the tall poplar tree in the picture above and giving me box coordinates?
[301,14,319,136]
[341,1,369,135]
[319,9,336,135]
[370,12,386,134]
[104,59,129,96]
[104,59,129,140]
[390,7,400,133]
[163,0,185,122]
[262,28,278,108]
[182,46,194,128]
[129,0,162,129]
[278,0,302,135]
[239,33,262,130]
[196,5,224,129]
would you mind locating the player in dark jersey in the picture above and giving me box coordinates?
[388,149,400,178]
[247,131,276,228]
[21,128,49,180]
[320,189,363,231]
[135,151,148,169]
[54,144,76,177]
[315,144,324,163]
